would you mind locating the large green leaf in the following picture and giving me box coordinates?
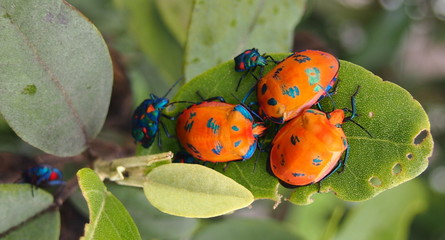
[0,184,59,239]
[143,164,254,218]
[154,0,193,46]
[77,168,141,240]
[113,0,183,85]
[289,58,432,205]
[184,0,306,81]
[334,180,427,240]
[0,0,112,156]
[151,53,432,207]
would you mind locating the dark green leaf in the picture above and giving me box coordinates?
[146,53,432,207]
[0,0,113,156]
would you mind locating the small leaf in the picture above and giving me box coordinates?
[0,184,59,239]
[0,0,113,156]
[156,53,432,206]
[184,0,306,81]
[143,164,254,218]
[77,168,141,240]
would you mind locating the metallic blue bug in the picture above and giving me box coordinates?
[132,94,172,148]
[132,81,189,148]
[21,165,65,188]
[234,48,278,90]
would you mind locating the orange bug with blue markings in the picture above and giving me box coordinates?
[175,98,266,162]
[269,86,371,186]
[257,49,339,124]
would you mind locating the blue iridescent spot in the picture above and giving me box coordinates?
[207,118,220,134]
[267,98,277,106]
[292,172,305,177]
[212,143,223,155]
[232,125,240,131]
[312,157,322,166]
[282,86,300,98]
[184,121,194,132]
[234,140,241,147]
[306,67,321,85]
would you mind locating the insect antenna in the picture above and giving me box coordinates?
[349,119,373,138]
[162,78,183,98]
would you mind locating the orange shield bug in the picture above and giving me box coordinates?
[257,50,339,124]
[176,100,266,162]
[269,86,371,186]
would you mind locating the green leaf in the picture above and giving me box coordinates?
[289,59,433,205]
[154,0,193,46]
[0,184,59,239]
[192,218,301,240]
[108,184,198,240]
[113,0,183,85]
[156,53,432,206]
[77,168,141,240]
[334,180,427,240]
[143,164,254,218]
[184,0,306,81]
[0,0,113,156]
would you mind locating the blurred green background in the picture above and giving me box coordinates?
[1,0,444,239]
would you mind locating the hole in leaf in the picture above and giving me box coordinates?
[414,130,429,145]
[369,176,382,187]
[406,153,413,160]
[392,163,402,175]
[368,111,374,118]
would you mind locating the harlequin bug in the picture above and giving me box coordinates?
[257,49,339,124]
[176,97,266,163]
[21,165,65,195]
[234,48,278,91]
[132,80,190,148]
[269,86,371,187]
